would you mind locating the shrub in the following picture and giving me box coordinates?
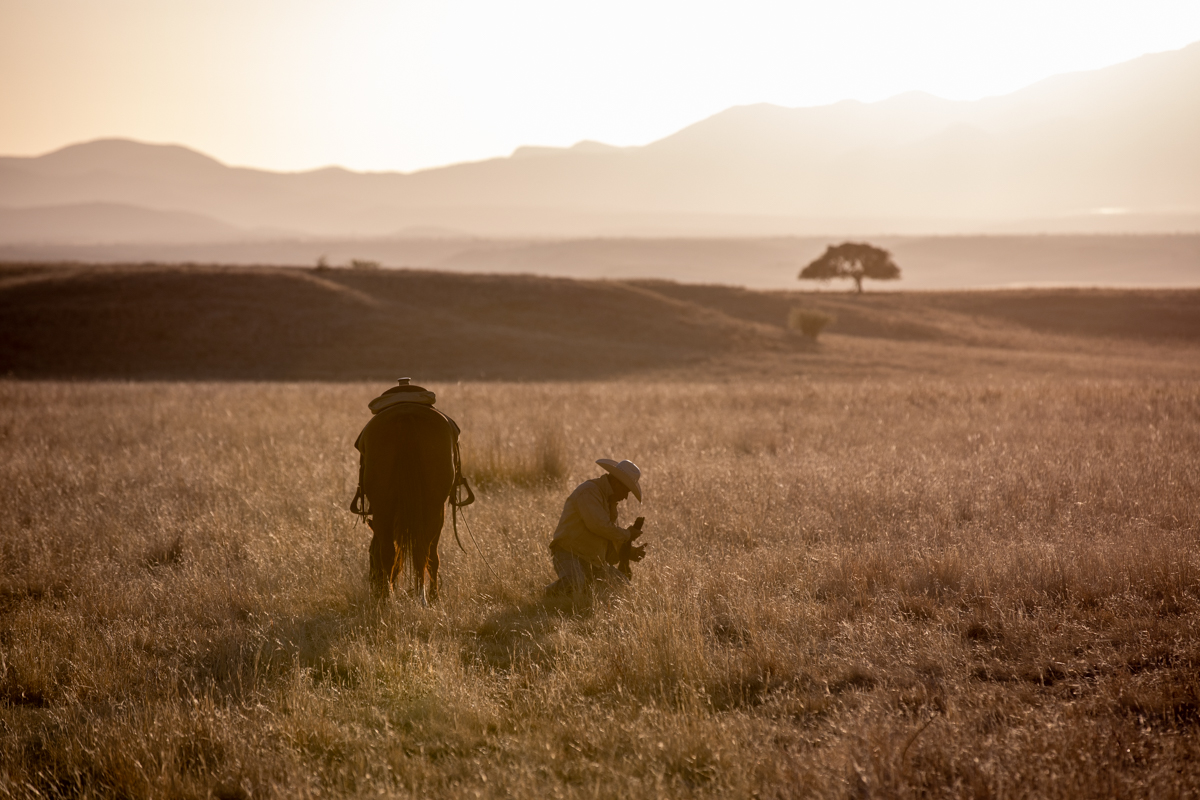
[349,259,381,270]
[788,307,835,340]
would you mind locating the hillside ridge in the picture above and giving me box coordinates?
[2,263,1197,382]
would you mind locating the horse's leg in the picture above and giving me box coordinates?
[426,531,441,603]
[389,540,403,595]
[368,518,393,600]
[426,503,445,602]
[389,512,409,600]
[412,499,447,606]
[412,534,429,607]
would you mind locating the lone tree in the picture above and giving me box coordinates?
[799,242,900,293]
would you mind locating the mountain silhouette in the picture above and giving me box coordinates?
[0,202,262,245]
[1,42,1198,240]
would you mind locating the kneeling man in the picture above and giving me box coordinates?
[545,459,643,596]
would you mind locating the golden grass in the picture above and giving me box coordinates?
[2,377,1199,798]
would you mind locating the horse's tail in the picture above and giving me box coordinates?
[383,411,456,589]
[389,438,422,582]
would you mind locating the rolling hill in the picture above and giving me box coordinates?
[2,263,1197,382]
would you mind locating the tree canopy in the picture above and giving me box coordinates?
[799,242,900,293]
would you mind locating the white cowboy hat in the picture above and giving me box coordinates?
[596,458,642,502]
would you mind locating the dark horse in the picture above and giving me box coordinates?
[351,389,463,604]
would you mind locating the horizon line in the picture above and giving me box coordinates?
[6,38,1197,175]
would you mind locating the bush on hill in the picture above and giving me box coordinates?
[788,307,835,340]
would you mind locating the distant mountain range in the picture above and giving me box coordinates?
[2,41,1199,241]
[0,203,252,244]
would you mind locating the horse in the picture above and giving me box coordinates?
[350,385,464,604]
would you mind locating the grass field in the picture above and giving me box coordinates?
[3,372,1199,798]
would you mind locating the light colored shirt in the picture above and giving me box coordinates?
[549,477,630,566]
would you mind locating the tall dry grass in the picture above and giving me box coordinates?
[1,377,1199,798]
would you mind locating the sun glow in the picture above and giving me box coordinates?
[2,0,1200,171]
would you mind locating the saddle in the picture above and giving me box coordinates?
[348,381,475,548]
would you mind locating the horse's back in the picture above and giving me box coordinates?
[358,405,455,510]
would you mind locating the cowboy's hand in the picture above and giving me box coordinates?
[626,525,644,543]
[628,544,646,562]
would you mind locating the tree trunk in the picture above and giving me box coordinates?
[853,275,863,293]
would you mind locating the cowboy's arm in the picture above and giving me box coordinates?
[576,485,632,545]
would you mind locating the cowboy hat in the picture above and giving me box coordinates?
[596,458,642,502]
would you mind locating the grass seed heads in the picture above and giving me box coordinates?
[1,378,1198,798]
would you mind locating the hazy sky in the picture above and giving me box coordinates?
[3,0,1200,173]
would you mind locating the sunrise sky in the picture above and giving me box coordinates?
[2,0,1200,173]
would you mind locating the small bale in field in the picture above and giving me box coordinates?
[788,308,835,340]
[961,617,1002,643]
[828,665,878,694]
[0,674,49,708]
[141,536,186,569]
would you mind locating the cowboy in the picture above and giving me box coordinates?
[545,459,644,596]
